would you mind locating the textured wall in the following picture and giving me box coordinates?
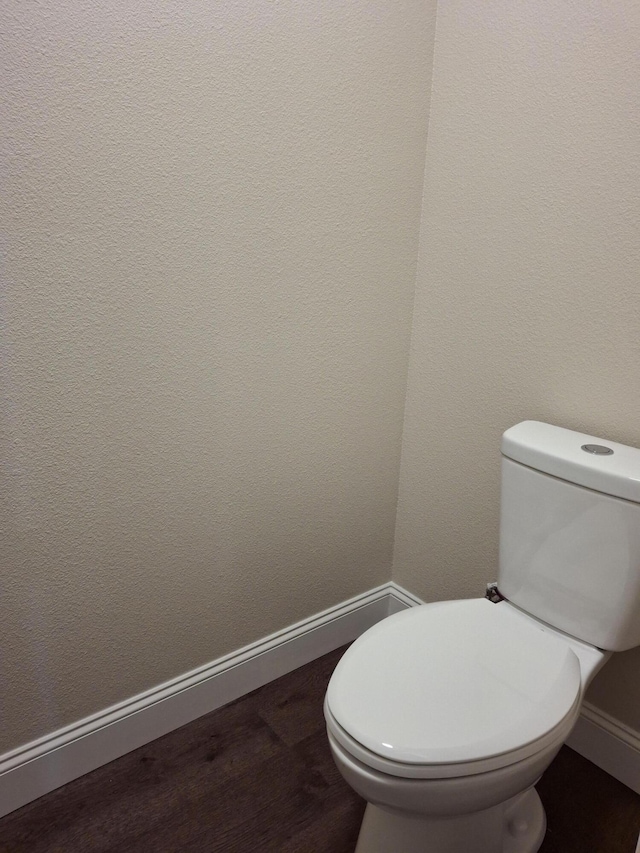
[0,0,437,751]
[393,1,640,727]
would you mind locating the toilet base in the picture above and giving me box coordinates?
[354,787,546,853]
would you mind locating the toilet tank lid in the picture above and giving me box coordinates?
[502,421,640,503]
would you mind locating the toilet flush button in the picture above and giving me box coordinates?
[581,444,614,455]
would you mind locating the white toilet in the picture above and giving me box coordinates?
[324,421,640,853]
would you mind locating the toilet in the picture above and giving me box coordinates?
[324,421,640,853]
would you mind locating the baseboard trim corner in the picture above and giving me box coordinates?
[385,582,425,613]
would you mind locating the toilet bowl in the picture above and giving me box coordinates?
[325,421,640,853]
[324,598,608,853]
[327,726,553,853]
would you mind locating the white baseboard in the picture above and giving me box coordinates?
[2,582,638,820]
[0,582,419,819]
[567,701,640,795]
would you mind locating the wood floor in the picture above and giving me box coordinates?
[1,646,639,852]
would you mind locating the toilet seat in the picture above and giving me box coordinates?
[325,698,578,779]
[325,598,583,780]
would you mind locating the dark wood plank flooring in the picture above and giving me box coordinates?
[1,647,639,852]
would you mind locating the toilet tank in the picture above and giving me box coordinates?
[498,421,640,651]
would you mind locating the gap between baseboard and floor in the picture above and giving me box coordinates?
[1,582,638,819]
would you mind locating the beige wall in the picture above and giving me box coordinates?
[0,0,437,752]
[3,0,639,759]
[393,0,640,728]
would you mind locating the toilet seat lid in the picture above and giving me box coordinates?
[326,598,582,767]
